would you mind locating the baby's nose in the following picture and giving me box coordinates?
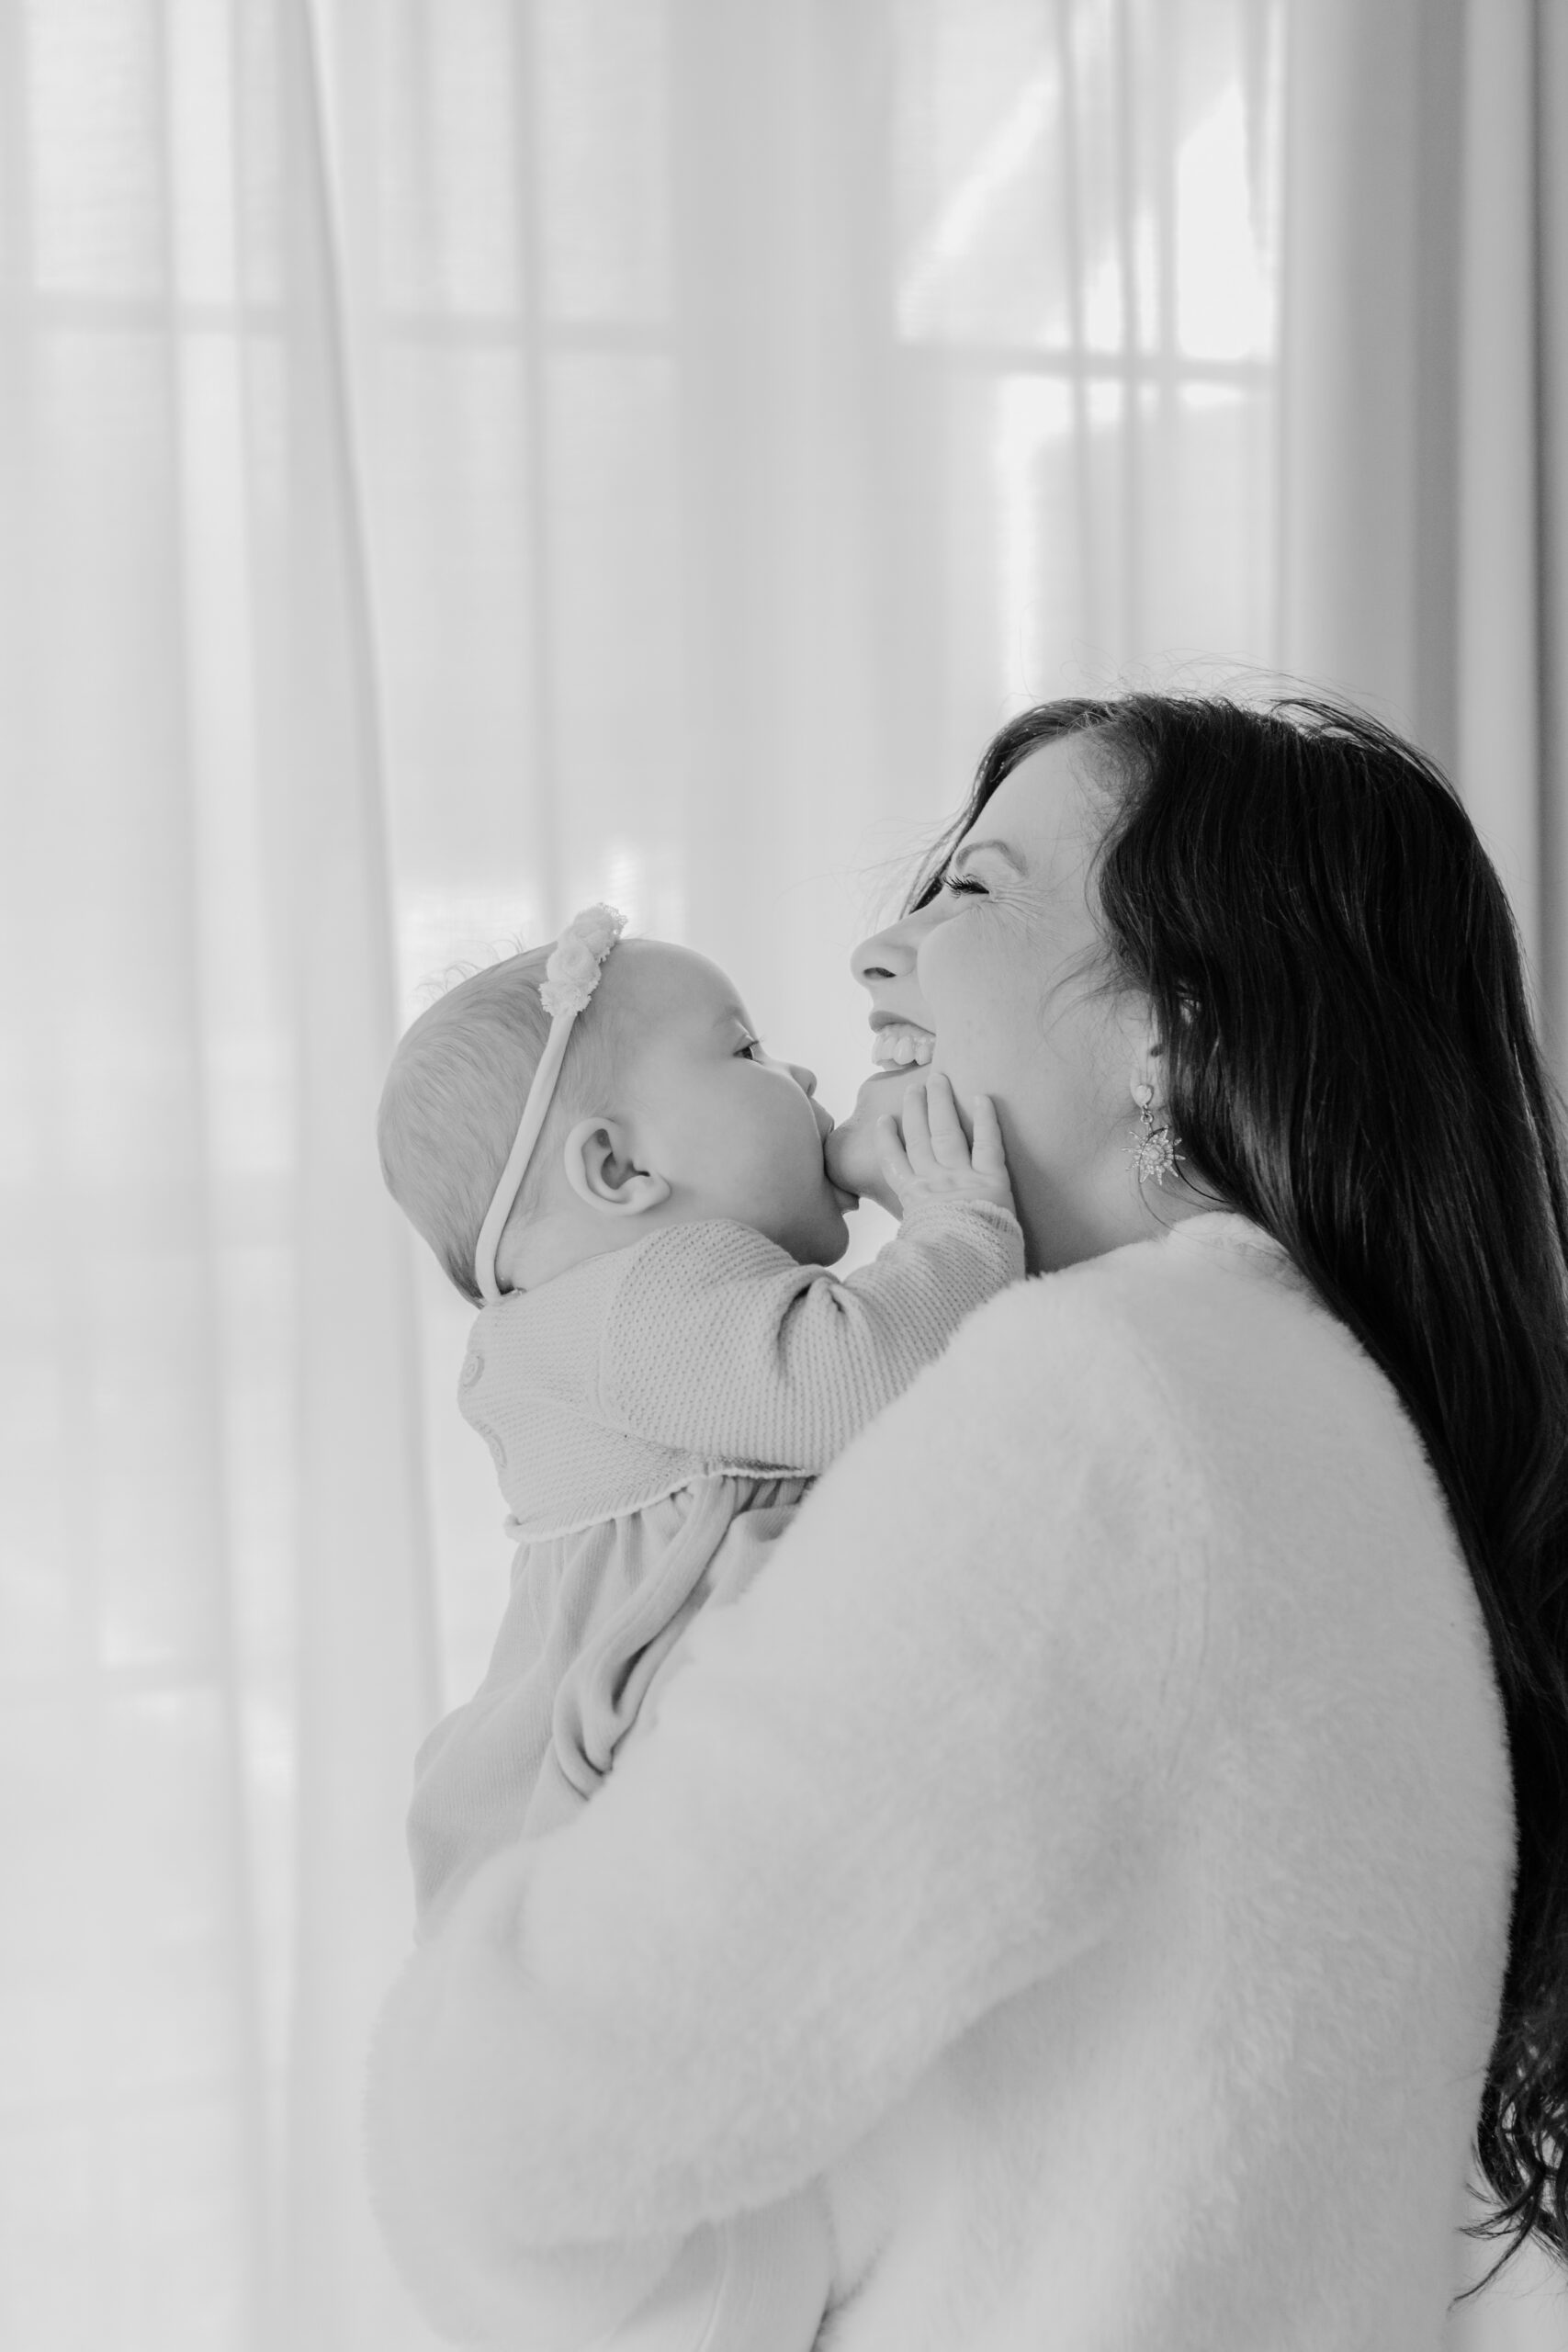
[790,1062,818,1098]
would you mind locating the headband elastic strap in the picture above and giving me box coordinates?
[472,1009,576,1304]
[472,904,626,1304]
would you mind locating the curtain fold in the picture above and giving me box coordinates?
[1279,0,1568,1091]
[252,2,441,2343]
[1457,0,1541,978]
[1542,0,1568,1081]
[1276,0,1465,755]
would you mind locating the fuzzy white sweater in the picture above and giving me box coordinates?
[366,1214,1516,2350]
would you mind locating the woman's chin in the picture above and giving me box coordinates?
[849,1063,929,1113]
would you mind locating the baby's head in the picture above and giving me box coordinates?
[377,939,623,1302]
[378,934,852,1301]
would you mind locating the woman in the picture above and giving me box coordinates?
[368,694,1568,2347]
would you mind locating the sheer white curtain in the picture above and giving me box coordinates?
[0,3,1562,2347]
[2,2,436,2343]
[1280,0,1568,1080]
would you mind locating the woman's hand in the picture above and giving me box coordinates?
[875,1072,1015,1221]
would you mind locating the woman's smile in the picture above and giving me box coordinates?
[869,1018,935,1070]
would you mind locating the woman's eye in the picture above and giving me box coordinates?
[940,868,988,898]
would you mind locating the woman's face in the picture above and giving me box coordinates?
[827,734,1188,1272]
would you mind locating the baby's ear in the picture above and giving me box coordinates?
[561,1117,671,1217]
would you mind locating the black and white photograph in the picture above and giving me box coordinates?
[4,2,1568,2346]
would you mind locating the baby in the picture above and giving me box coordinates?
[374,904,1023,2352]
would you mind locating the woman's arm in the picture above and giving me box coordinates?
[367,1275,1207,2283]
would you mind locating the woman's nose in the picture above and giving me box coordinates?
[850,905,933,990]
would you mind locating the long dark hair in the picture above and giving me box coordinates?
[912,692,1568,2286]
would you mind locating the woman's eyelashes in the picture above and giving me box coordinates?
[939,866,989,899]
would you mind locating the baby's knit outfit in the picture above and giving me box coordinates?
[403,1196,1023,2352]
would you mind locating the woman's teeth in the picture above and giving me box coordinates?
[872,1029,934,1069]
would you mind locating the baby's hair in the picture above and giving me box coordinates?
[378,944,626,1306]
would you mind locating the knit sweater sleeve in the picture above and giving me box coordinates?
[595,1200,1024,1471]
[364,1271,1210,2285]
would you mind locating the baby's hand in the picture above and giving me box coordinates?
[875,1072,1016,1220]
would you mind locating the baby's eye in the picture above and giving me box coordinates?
[736,1037,765,1060]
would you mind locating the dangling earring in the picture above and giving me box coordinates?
[1130,1077,1182,1188]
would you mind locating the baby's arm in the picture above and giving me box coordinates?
[597,1074,1023,1471]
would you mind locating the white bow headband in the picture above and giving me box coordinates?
[472,903,627,1303]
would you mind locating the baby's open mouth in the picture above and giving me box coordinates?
[870,1023,934,1070]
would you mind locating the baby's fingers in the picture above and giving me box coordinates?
[968,1092,1009,1178]
[875,1112,915,1194]
[897,1080,933,1173]
[920,1069,971,1164]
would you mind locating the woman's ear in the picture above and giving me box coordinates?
[561,1116,672,1216]
[1116,996,1166,1090]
